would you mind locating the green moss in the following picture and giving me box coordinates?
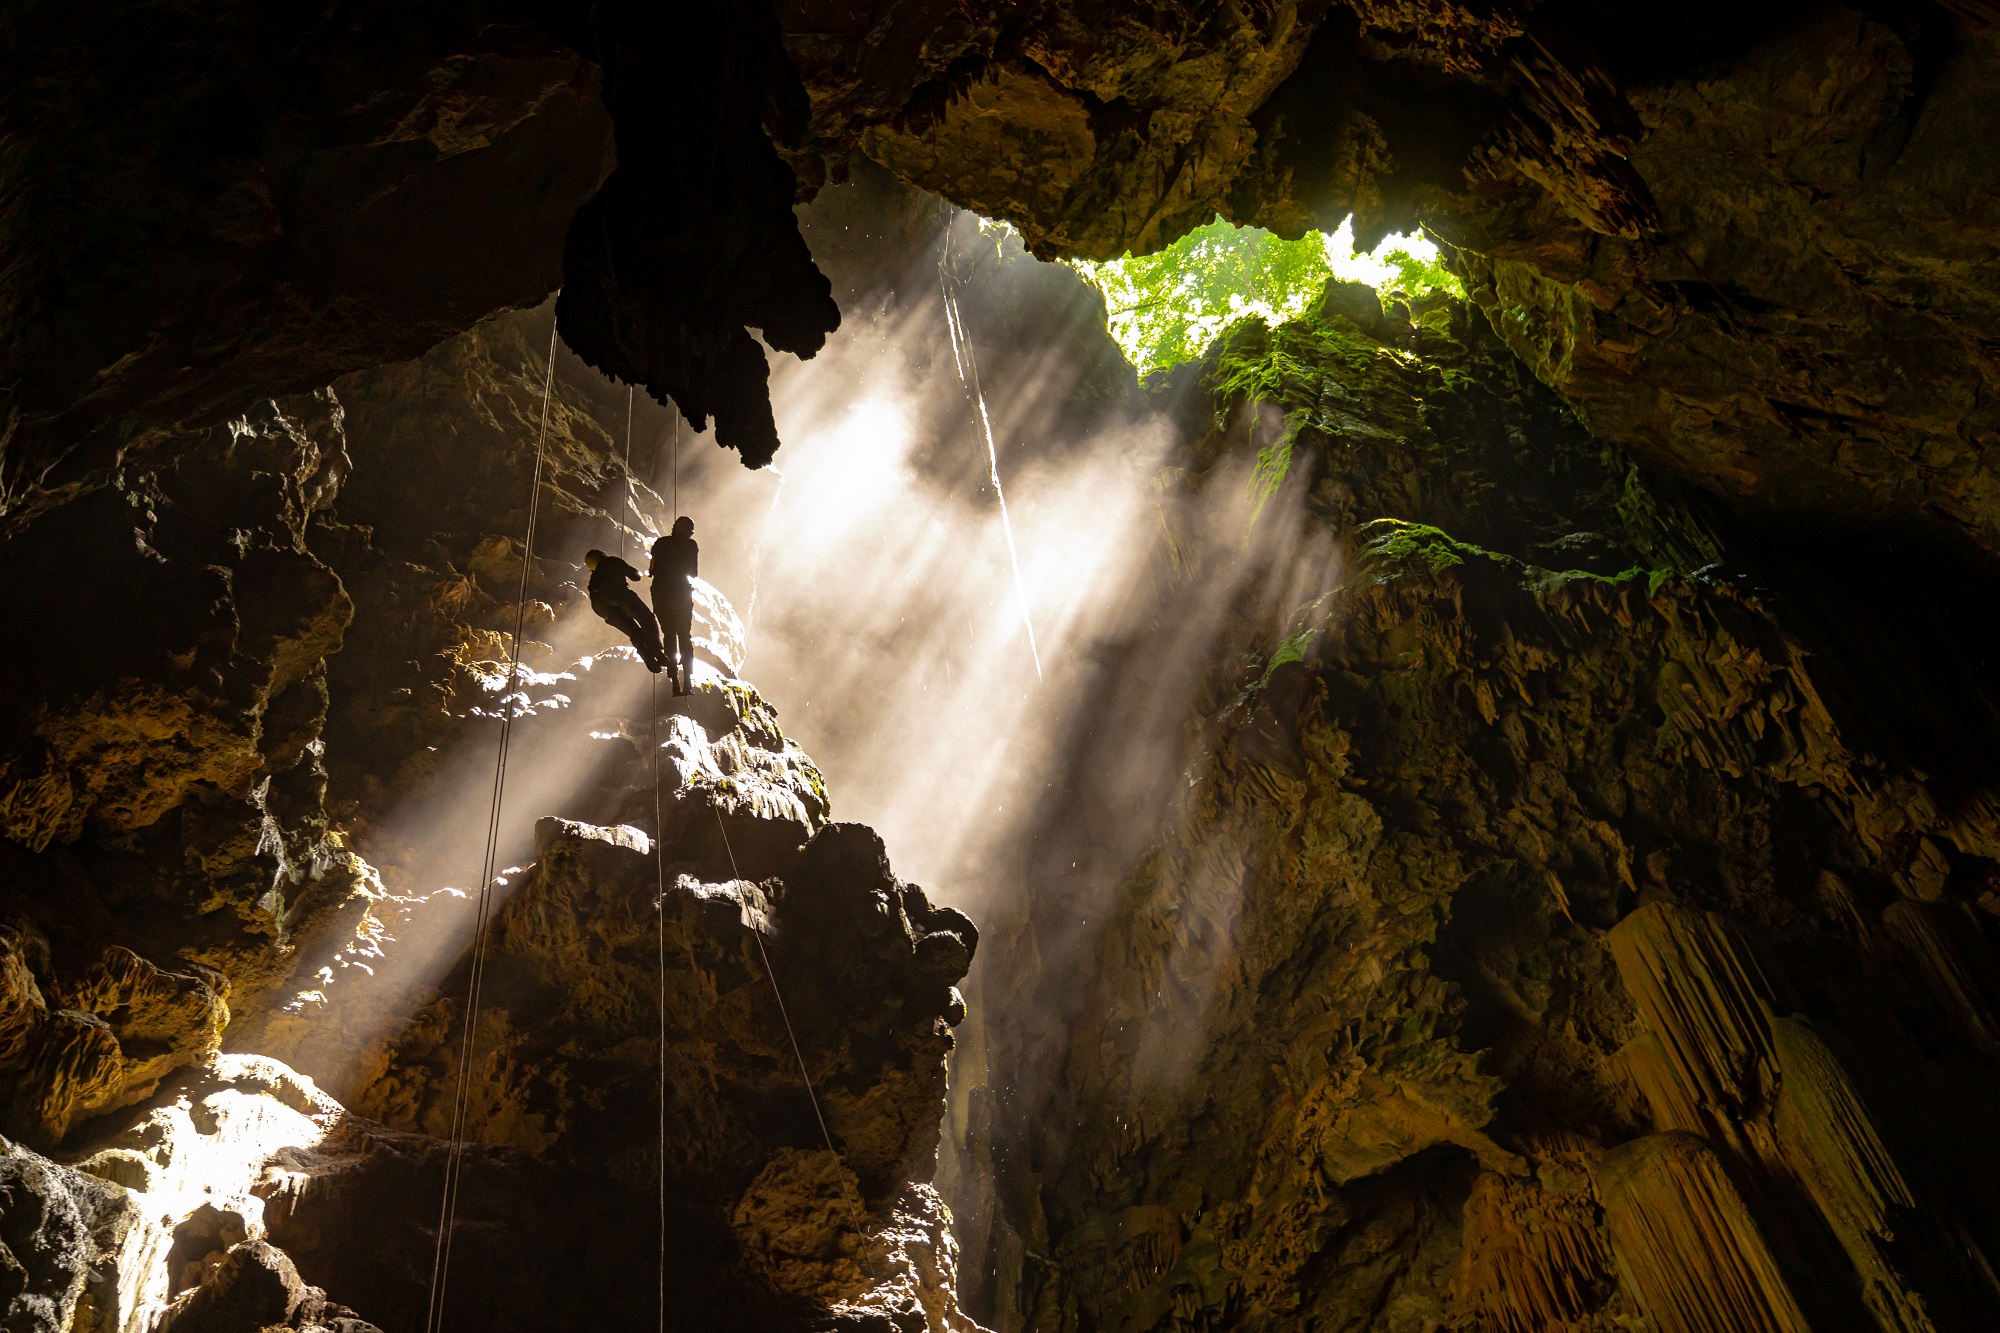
[1520,564,1652,598]
[1207,314,1395,522]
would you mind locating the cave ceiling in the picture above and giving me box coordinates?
[3,0,1996,560]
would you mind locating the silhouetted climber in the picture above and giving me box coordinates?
[650,517,698,696]
[584,549,665,672]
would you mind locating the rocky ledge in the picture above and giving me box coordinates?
[3,702,981,1333]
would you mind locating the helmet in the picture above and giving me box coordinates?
[672,516,694,537]
[583,549,605,570]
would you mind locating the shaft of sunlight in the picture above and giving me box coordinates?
[745,464,785,646]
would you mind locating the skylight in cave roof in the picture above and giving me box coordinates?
[1070,217,1464,378]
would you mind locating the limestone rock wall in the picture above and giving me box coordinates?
[9,1,2000,569]
[1436,11,2000,560]
[946,282,2000,1331]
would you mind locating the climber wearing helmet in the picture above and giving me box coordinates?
[649,517,698,697]
[583,548,665,672]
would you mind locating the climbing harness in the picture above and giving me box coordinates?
[939,224,1043,681]
[423,310,559,1333]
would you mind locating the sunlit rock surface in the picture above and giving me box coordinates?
[262,809,979,1331]
[2,665,975,1332]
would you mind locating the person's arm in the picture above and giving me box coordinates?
[690,541,698,580]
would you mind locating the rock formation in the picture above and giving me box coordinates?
[12,2,1993,566]
[944,276,2000,1331]
[6,5,2000,1331]
[0,299,979,1331]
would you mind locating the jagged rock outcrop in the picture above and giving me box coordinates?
[0,391,377,1150]
[0,4,615,530]
[1436,10,2000,561]
[0,1142,145,1333]
[0,209,984,1328]
[0,612,978,1333]
[9,0,2000,567]
[256,806,979,1332]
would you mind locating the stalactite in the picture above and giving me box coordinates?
[1598,1132,1812,1333]
[1620,1028,1710,1137]
[1770,1016,1937,1333]
[1453,1163,1614,1332]
[1880,900,2000,1058]
[1609,902,1778,1122]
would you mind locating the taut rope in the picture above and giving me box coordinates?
[423,309,559,1333]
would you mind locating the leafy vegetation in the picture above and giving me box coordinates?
[1072,216,1464,378]
[1359,519,1503,575]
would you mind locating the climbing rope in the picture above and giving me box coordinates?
[621,384,635,558]
[653,671,667,1333]
[709,805,882,1274]
[423,311,560,1333]
[938,226,1043,680]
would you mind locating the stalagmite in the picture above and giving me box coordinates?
[1598,1133,1812,1333]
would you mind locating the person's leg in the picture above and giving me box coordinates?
[675,625,695,693]
[610,605,664,671]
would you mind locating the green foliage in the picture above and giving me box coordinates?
[1371,245,1463,303]
[1359,519,1504,575]
[1073,216,1463,378]
[1072,218,1333,378]
[1267,591,1334,674]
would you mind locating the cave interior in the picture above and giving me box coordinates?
[4,2,2000,1332]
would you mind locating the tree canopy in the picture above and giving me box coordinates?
[1072,217,1463,377]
